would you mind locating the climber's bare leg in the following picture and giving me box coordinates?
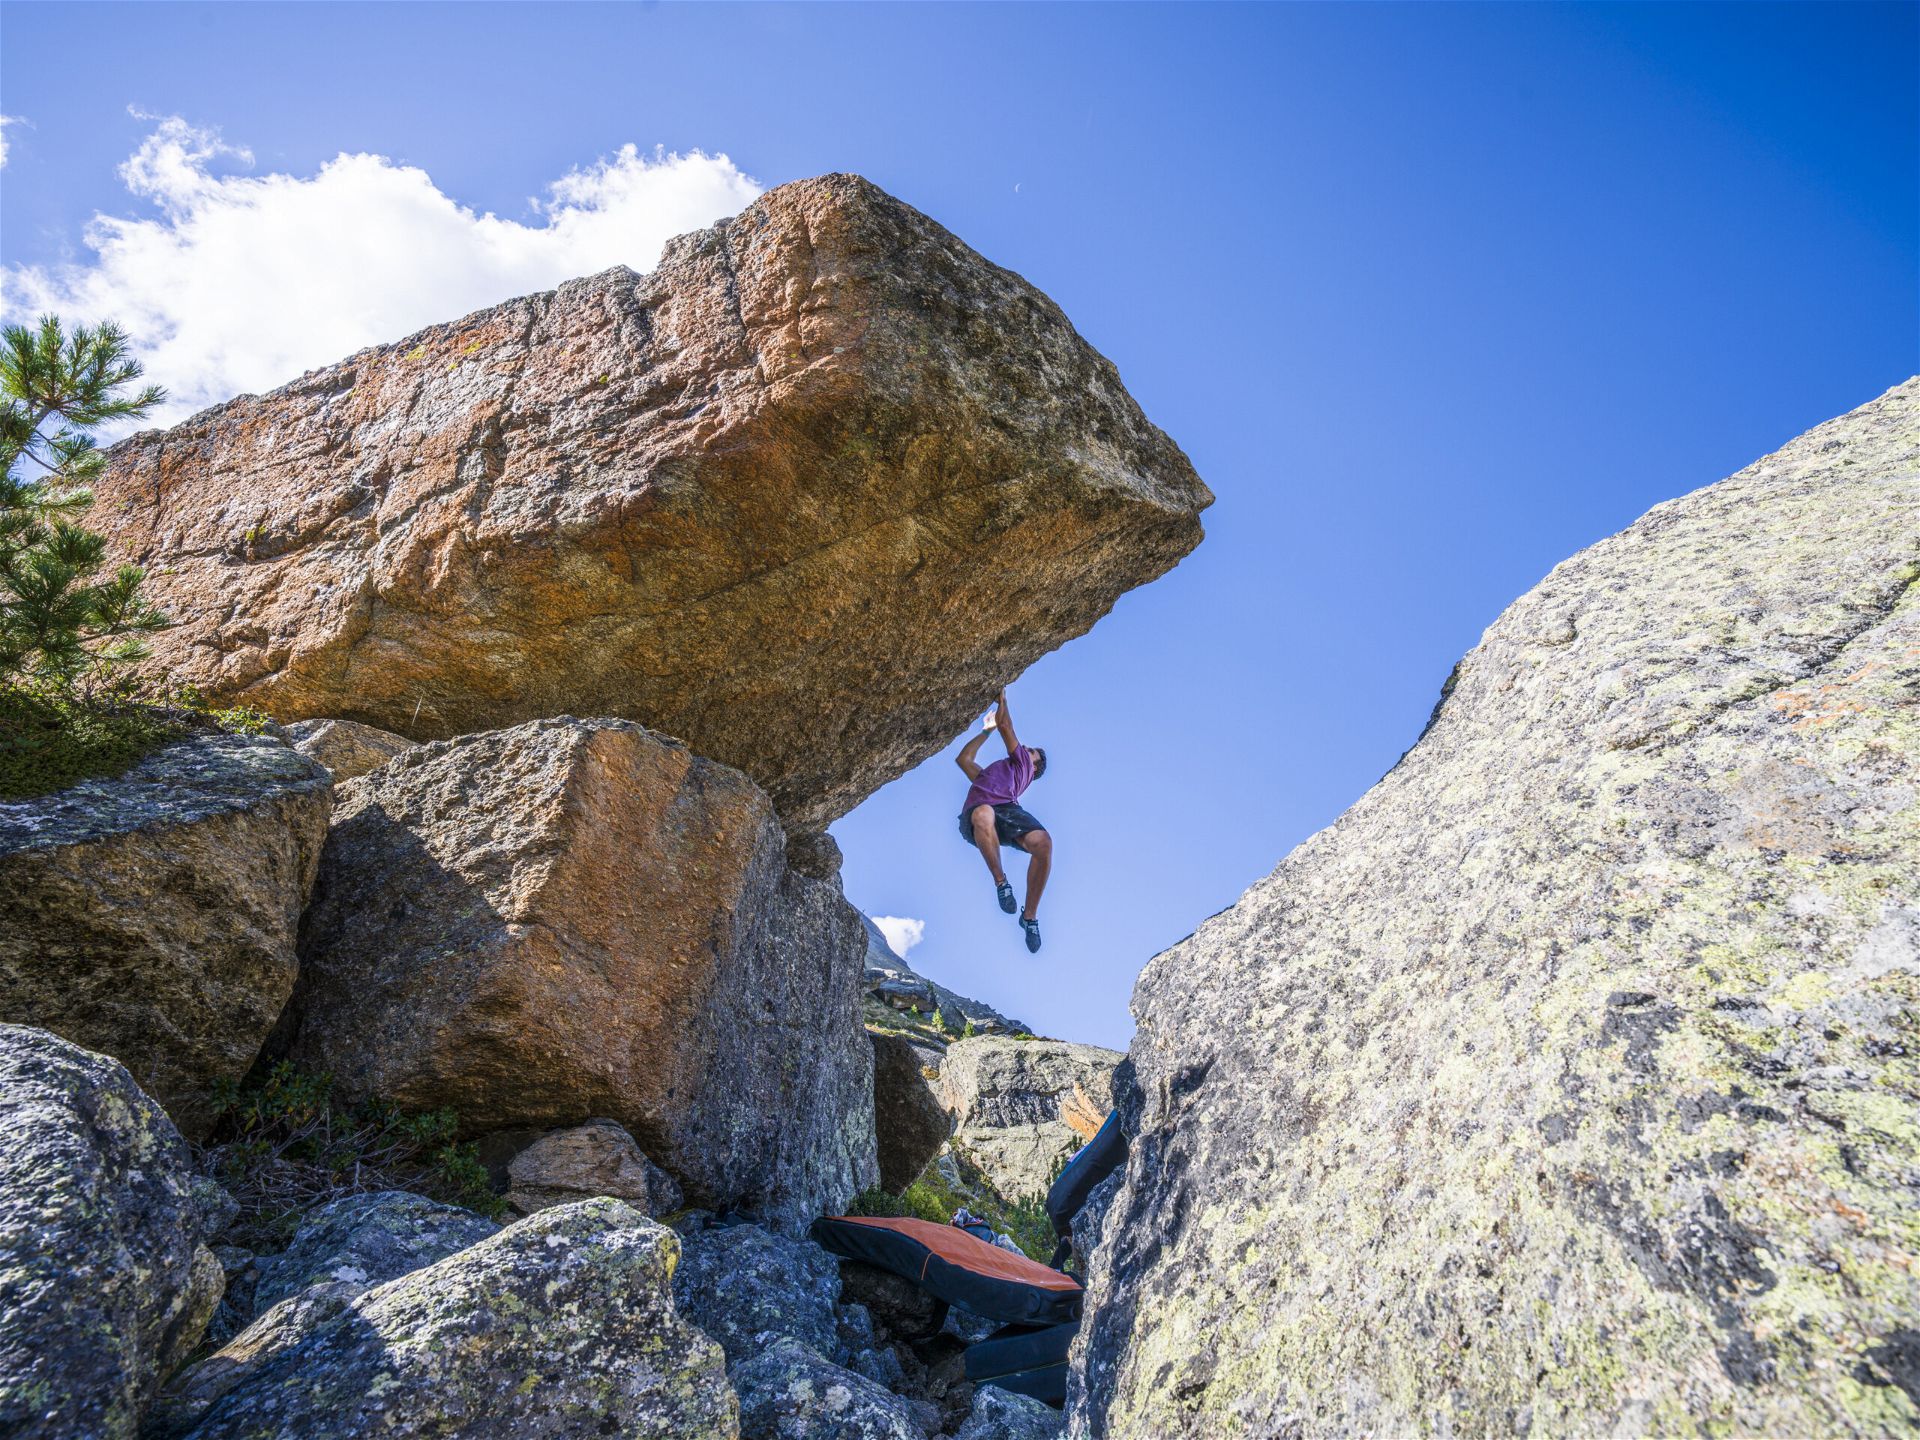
[1015,829,1052,920]
[969,804,1008,886]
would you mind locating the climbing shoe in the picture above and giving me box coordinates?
[996,881,1017,914]
[1021,917,1042,953]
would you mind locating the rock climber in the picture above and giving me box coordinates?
[956,688,1050,953]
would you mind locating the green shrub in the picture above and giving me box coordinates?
[845,1146,1054,1262]
[196,1061,506,1249]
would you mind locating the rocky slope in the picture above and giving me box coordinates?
[862,913,1031,1037]
[1072,380,1920,1436]
[286,715,876,1232]
[91,173,1211,833]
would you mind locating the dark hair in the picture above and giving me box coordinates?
[1031,747,1048,779]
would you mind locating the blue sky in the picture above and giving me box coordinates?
[3,2,1914,1050]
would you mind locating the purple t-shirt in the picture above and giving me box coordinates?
[962,745,1036,813]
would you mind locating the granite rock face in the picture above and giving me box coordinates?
[0,734,332,1138]
[671,1220,842,1364]
[282,717,414,782]
[151,1199,735,1440]
[871,1032,954,1192]
[956,1385,1063,1440]
[0,1026,225,1439]
[249,1190,496,1314]
[288,716,876,1231]
[938,1037,1121,1200]
[731,1336,927,1440]
[93,173,1211,832]
[1075,380,1920,1436]
[506,1118,683,1217]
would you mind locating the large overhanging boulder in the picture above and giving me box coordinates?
[1072,379,1920,1436]
[285,716,877,1232]
[91,173,1211,831]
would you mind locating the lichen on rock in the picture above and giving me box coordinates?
[150,1198,735,1439]
[0,1025,225,1440]
[1072,379,1920,1436]
[937,1036,1121,1202]
[672,1219,843,1365]
[249,1189,497,1314]
[956,1384,1063,1440]
[731,1336,927,1440]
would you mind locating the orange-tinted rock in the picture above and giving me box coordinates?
[93,175,1210,831]
[285,717,875,1232]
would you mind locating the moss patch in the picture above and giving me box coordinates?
[0,685,274,801]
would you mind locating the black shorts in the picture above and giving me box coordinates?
[959,801,1047,848]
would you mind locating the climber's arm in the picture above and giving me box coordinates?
[956,728,991,782]
[994,690,1020,757]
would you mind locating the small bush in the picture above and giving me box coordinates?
[195,1062,506,1249]
[846,1146,1054,1262]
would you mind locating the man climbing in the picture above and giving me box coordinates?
[956,689,1050,953]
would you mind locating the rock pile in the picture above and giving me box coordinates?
[1072,380,1920,1435]
[0,172,1200,1437]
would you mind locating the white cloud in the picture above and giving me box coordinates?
[872,916,927,960]
[0,114,762,425]
[0,115,22,169]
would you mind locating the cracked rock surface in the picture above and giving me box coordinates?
[1073,379,1920,1437]
[91,173,1209,832]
